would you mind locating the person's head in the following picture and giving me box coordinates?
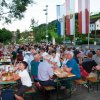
[31,47,37,54]
[87,52,93,58]
[51,50,56,58]
[43,54,51,62]
[52,60,57,67]
[17,50,22,55]
[41,48,46,53]
[96,49,100,56]
[64,51,74,60]
[18,61,28,70]
[34,53,41,62]
[74,50,80,57]
[10,47,14,52]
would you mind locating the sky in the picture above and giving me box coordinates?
[0,0,100,32]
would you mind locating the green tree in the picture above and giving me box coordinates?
[0,0,33,23]
[16,29,21,43]
[33,23,46,42]
[0,28,12,43]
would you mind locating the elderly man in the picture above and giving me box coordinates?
[38,54,56,86]
[64,51,81,80]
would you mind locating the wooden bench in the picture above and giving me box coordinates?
[86,77,99,92]
[75,79,87,85]
[43,86,55,91]
[24,88,35,100]
[42,86,56,99]
[74,79,87,92]
[86,77,98,82]
[24,87,35,94]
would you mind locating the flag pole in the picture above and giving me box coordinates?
[73,30,76,46]
[88,32,90,48]
[88,0,90,49]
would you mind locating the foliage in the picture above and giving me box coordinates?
[0,0,33,23]
[30,12,99,44]
[31,19,62,43]
[90,12,100,19]
[0,28,12,44]
[16,29,21,41]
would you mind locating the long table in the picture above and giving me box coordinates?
[0,80,16,85]
[53,67,76,100]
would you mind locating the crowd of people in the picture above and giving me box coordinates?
[0,43,100,100]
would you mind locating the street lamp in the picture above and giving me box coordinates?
[94,23,97,45]
[43,5,48,44]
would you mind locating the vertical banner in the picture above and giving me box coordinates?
[78,0,90,34]
[56,3,66,36]
[66,0,75,35]
[56,5,61,36]
[60,3,66,36]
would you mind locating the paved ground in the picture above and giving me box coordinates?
[24,84,100,100]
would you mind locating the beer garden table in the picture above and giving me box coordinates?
[53,67,76,100]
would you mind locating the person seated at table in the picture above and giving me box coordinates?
[40,48,48,58]
[30,53,41,82]
[64,51,81,80]
[14,51,24,67]
[92,49,100,65]
[10,47,17,65]
[38,54,56,87]
[50,50,61,68]
[59,51,81,90]
[82,52,97,78]
[13,61,32,100]
[73,50,80,64]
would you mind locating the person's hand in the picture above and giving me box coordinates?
[63,67,72,72]
[95,65,100,70]
[14,66,18,71]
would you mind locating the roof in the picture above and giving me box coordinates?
[90,17,100,24]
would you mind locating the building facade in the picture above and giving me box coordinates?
[90,18,100,32]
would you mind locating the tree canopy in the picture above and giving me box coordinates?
[0,0,33,23]
[0,28,13,43]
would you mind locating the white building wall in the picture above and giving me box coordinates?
[95,19,100,30]
[90,19,100,32]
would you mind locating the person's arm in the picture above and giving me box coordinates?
[14,59,17,67]
[13,74,20,81]
[63,66,72,72]
[48,67,54,79]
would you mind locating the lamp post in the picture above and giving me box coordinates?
[43,5,48,44]
[94,23,97,45]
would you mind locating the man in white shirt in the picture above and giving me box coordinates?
[40,48,48,58]
[50,51,61,67]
